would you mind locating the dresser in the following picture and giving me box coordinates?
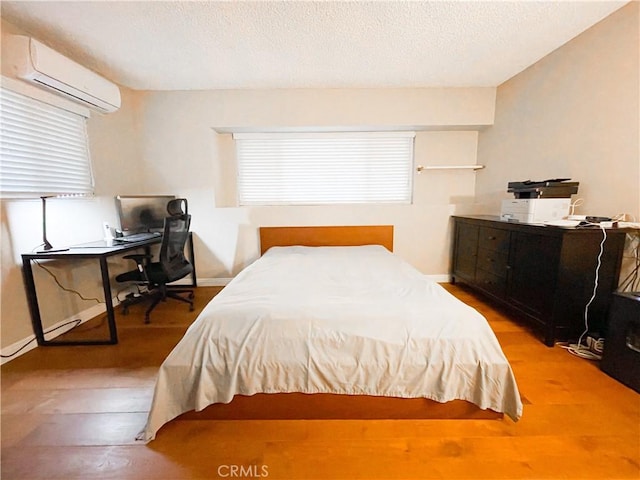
[451,215,629,346]
[600,292,640,392]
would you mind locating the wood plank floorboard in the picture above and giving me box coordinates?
[1,284,638,479]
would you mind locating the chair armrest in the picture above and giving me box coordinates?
[123,254,153,274]
[123,253,152,262]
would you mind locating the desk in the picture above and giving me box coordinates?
[21,234,196,346]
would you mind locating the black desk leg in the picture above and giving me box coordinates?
[188,233,197,287]
[99,257,119,344]
[21,257,119,346]
[22,259,46,345]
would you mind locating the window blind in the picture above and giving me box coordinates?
[235,131,415,205]
[0,87,94,197]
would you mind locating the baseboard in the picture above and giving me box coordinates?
[1,279,227,363]
[196,278,233,287]
[1,299,114,365]
[3,274,447,364]
[196,277,449,286]
[426,274,451,283]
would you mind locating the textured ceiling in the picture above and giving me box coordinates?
[0,1,629,91]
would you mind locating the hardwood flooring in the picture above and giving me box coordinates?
[2,284,638,479]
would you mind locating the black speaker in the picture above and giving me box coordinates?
[601,292,640,393]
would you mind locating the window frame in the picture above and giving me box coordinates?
[234,131,415,206]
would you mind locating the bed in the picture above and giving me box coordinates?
[139,225,522,441]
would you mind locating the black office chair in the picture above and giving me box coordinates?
[116,198,195,324]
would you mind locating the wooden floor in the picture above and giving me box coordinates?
[2,284,638,479]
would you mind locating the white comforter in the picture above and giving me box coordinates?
[141,245,522,441]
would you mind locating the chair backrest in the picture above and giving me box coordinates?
[159,200,192,281]
[167,198,188,216]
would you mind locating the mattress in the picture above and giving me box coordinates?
[140,245,522,441]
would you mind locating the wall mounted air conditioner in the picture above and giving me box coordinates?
[5,35,121,114]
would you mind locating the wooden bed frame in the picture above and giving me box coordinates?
[179,393,499,420]
[178,225,501,422]
[259,225,394,255]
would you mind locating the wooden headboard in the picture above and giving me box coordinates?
[259,225,394,255]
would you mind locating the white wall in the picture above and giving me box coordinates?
[476,2,639,220]
[1,20,494,356]
[3,4,636,358]
[0,17,143,352]
[9,3,637,356]
[0,93,140,353]
[135,88,494,279]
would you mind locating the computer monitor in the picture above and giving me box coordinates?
[115,195,176,234]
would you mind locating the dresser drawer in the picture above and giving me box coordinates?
[478,227,510,252]
[475,268,507,297]
[476,247,509,276]
[452,215,630,347]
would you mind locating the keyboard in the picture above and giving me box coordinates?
[115,232,161,243]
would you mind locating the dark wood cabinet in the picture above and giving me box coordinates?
[452,221,479,281]
[507,231,561,322]
[451,215,629,346]
[600,292,640,392]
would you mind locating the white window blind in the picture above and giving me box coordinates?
[235,131,415,205]
[0,87,94,197]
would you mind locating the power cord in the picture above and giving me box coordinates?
[34,260,103,304]
[116,284,149,303]
[568,198,584,216]
[0,318,82,358]
[563,223,607,360]
[2,249,108,360]
[32,242,144,305]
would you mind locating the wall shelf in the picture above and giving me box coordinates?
[416,165,484,173]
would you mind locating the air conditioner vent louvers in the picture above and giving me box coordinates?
[6,35,121,114]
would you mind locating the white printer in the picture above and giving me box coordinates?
[500,179,578,224]
[500,198,571,224]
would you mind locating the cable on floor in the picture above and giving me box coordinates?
[564,223,607,361]
[0,319,82,359]
[3,248,108,359]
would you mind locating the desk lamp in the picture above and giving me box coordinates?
[38,195,70,253]
[40,196,54,251]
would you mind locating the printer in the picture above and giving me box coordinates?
[500,179,579,224]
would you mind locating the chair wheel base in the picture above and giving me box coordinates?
[118,287,195,324]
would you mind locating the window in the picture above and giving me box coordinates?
[0,87,94,198]
[235,131,414,205]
